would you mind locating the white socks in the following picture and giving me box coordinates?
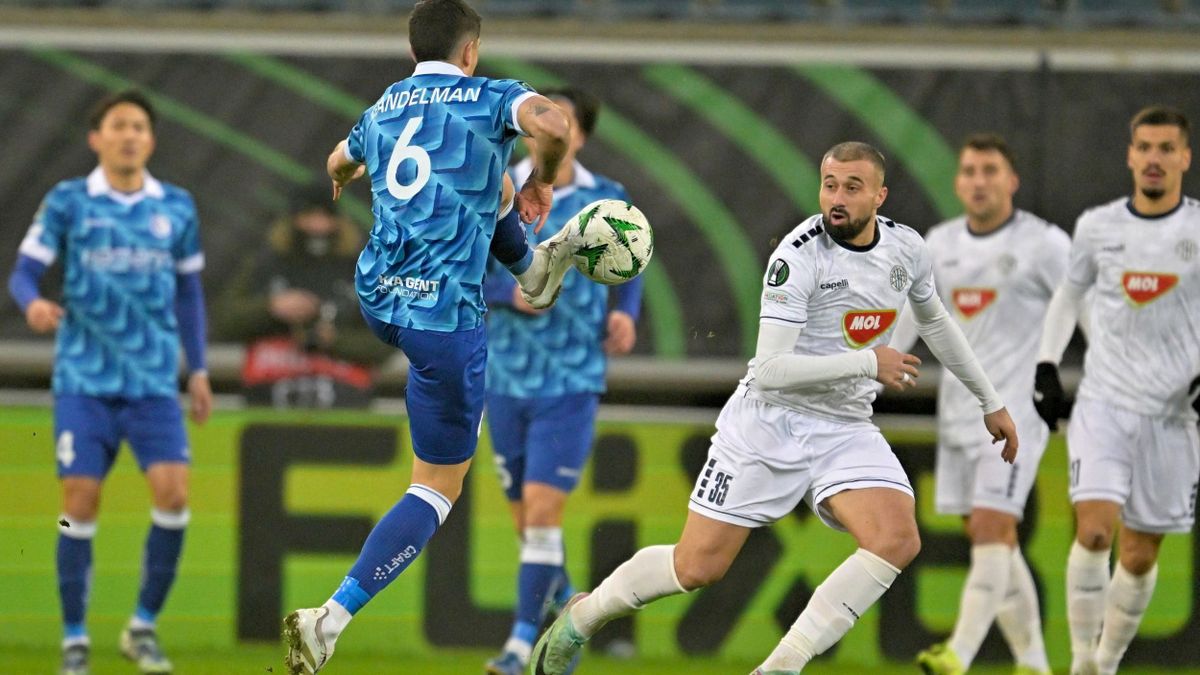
[995,547,1049,672]
[1067,541,1110,670]
[1095,563,1157,675]
[947,543,1011,668]
[760,549,899,672]
[521,526,565,566]
[321,599,354,640]
[571,545,687,638]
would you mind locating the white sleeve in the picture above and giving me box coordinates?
[758,252,813,329]
[752,322,878,391]
[888,303,920,353]
[1036,282,1087,364]
[908,293,1004,413]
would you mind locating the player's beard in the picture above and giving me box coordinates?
[824,208,872,243]
[1140,186,1167,201]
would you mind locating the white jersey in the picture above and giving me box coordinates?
[1068,196,1200,419]
[925,210,1070,446]
[742,213,936,422]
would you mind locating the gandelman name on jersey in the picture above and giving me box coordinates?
[744,213,936,423]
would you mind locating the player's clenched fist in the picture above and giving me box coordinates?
[984,407,1019,464]
[872,346,920,391]
[25,298,64,334]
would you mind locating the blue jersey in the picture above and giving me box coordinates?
[484,160,642,398]
[347,61,536,332]
[19,168,204,398]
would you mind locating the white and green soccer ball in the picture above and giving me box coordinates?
[568,199,653,285]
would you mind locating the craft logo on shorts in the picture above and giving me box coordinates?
[1121,271,1178,306]
[889,264,908,292]
[842,309,897,348]
[952,287,997,319]
[766,259,790,287]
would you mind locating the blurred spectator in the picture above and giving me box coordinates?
[213,185,393,408]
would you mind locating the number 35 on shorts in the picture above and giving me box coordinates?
[696,458,735,507]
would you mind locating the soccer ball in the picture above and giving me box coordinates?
[568,199,653,285]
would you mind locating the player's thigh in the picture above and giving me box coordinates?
[485,393,530,502]
[398,324,487,465]
[823,487,920,568]
[122,396,190,474]
[673,509,753,590]
[54,395,121,482]
[1124,414,1200,535]
[807,420,914,533]
[686,396,811,529]
[524,392,600,496]
[1066,399,1135,507]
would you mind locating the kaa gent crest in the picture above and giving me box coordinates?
[767,259,790,287]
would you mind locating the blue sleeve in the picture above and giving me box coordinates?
[611,274,643,321]
[7,254,47,314]
[496,79,537,137]
[483,257,517,308]
[171,192,205,273]
[346,108,370,163]
[175,272,208,372]
[18,188,71,266]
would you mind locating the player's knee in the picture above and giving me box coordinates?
[1119,535,1163,576]
[154,484,188,512]
[63,482,101,522]
[967,512,1018,545]
[1076,526,1113,552]
[861,526,921,569]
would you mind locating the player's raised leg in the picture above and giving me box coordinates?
[756,487,915,674]
[285,321,485,674]
[531,511,746,675]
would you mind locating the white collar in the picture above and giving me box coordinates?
[413,61,468,77]
[513,158,596,191]
[86,166,164,205]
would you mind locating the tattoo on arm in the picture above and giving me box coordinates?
[531,103,554,116]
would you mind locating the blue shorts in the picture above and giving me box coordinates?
[486,392,600,500]
[362,309,486,465]
[53,395,189,479]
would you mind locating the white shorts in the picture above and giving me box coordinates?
[1067,398,1200,534]
[688,394,913,531]
[935,422,1048,519]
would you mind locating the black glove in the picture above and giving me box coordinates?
[1033,362,1066,431]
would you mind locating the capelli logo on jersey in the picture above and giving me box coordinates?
[952,288,997,319]
[842,309,897,348]
[1122,271,1178,306]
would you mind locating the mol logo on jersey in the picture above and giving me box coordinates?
[952,288,997,319]
[1121,271,1178,306]
[842,309,897,348]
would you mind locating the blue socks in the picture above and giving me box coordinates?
[57,517,95,640]
[509,527,567,648]
[491,204,533,274]
[135,509,189,625]
[333,485,452,615]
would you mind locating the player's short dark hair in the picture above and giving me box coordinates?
[961,132,1017,172]
[542,86,601,137]
[822,141,886,182]
[409,0,482,63]
[1130,106,1190,142]
[88,89,156,131]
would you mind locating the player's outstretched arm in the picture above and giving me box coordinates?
[907,294,1017,462]
[515,95,571,232]
[327,140,366,201]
